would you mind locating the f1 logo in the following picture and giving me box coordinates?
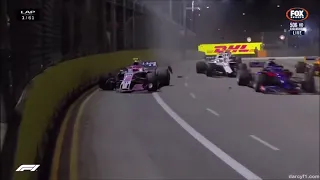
[286,7,309,22]
[16,164,40,171]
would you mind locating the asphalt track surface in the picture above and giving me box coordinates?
[78,59,319,180]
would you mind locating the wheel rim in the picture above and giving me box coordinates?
[148,83,153,89]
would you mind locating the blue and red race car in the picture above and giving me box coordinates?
[236,60,316,94]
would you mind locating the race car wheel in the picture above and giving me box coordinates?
[156,67,170,86]
[302,66,316,93]
[99,73,116,90]
[295,61,306,73]
[237,69,250,86]
[235,57,242,64]
[196,61,207,74]
[238,63,248,71]
[206,70,213,77]
[146,71,159,92]
[227,73,235,77]
[253,73,267,92]
[206,63,216,77]
[99,77,116,90]
[168,66,173,74]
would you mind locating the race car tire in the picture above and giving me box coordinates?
[168,66,173,74]
[196,61,207,74]
[253,73,267,92]
[206,70,213,77]
[295,61,306,73]
[146,71,159,92]
[237,69,251,86]
[227,73,235,77]
[235,57,242,64]
[238,63,248,71]
[206,63,218,77]
[99,76,116,90]
[156,67,170,86]
[302,66,316,93]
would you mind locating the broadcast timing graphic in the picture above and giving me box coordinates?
[286,7,309,36]
[18,9,40,21]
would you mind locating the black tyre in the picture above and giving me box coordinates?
[253,73,267,92]
[156,67,170,86]
[295,61,306,73]
[196,61,208,74]
[235,57,242,64]
[146,71,159,92]
[237,69,251,86]
[206,70,213,77]
[302,66,316,93]
[206,63,216,77]
[238,63,248,71]
[168,66,173,74]
[99,77,116,90]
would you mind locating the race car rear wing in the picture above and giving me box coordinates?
[142,61,157,67]
[204,56,216,60]
[248,58,277,67]
[249,61,265,67]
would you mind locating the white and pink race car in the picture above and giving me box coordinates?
[99,60,171,92]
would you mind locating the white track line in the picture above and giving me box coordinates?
[250,135,280,151]
[206,108,220,117]
[189,93,196,99]
[152,93,262,180]
[184,82,189,87]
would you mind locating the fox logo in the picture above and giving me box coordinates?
[286,8,309,21]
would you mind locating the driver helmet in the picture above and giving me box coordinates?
[218,52,225,57]
[132,57,140,65]
[266,60,276,67]
[224,50,232,55]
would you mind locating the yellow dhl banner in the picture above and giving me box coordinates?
[198,42,263,55]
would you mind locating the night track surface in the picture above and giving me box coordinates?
[78,59,319,180]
